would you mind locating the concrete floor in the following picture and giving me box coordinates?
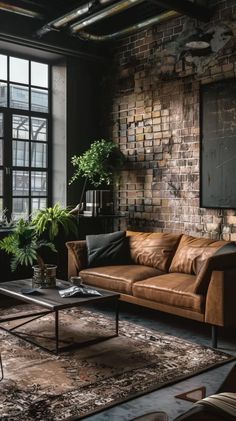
[84,302,236,421]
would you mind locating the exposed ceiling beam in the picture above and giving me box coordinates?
[149,0,212,22]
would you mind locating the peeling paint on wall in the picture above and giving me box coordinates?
[150,18,234,78]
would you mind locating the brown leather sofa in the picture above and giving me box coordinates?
[66,231,236,347]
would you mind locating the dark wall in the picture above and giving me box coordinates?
[66,57,109,207]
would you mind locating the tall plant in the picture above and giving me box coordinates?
[70,139,125,188]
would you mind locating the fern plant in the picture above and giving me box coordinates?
[0,219,56,271]
[0,204,77,272]
[32,203,78,241]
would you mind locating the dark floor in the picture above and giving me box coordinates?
[84,302,236,421]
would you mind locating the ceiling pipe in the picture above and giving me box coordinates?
[0,1,41,18]
[99,0,116,3]
[77,10,181,41]
[37,1,95,37]
[70,0,146,33]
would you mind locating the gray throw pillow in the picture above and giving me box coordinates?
[86,231,129,267]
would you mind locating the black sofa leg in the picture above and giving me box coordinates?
[211,325,218,348]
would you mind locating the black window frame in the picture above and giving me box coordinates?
[0,52,52,221]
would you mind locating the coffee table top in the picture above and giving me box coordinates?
[0,279,120,311]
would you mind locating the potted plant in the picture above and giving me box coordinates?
[70,139,125,214]
[0,203,77,288]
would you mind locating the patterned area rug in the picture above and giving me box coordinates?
[0,304,234,420]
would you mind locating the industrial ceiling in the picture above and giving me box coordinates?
[0,0,212,43]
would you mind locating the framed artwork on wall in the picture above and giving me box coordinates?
[200,79,236,209]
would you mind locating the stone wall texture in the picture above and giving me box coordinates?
[105,0,236,239]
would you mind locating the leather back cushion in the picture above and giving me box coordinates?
[169,234,228,275]
[126,231,182,272]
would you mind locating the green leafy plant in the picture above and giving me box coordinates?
[0,219,56,271]
[32,203,78,241]
[70,139,125,188]
[0,204,77,271]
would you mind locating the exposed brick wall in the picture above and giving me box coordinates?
[106,0,236,239]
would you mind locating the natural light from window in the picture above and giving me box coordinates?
[0,54,50,221]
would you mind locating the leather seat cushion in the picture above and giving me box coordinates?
[80,265,164,295]
[169,234,228,275]
[127,231,182,272]
[132,273,205,312]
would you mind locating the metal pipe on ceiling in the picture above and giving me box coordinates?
[76,10,181,41]
[0,1,41,18]
[70,0,145,33]
[37,2,95,37]
[99,0,116,3]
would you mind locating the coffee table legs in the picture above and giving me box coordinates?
[0,299,119,355]
[116,300,119,336]
[0,310,56,354]
[55,309,59,354]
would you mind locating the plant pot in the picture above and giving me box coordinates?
[32,264,57,288]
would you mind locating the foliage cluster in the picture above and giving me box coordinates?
[70,139,125,188]
[0,204,77,271]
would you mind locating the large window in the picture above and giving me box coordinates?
[0,54,51,220]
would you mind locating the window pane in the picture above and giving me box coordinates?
[31,171,47,196]
[31,117,47,141]
[0,82,7,107]
[12,198,29,220]
[31,62,48,88]
[0,55,7,80]
[10,84,29,110]
[32,197,47,213]
[31,143,47,168]
[0,139,3,166]
[0,170,3,195]
[12,115,29,139]
[10,57,29,84]
[0,113,3,137]
[31,87,48,112]
[12,170,29,196]
[13,141,29,167]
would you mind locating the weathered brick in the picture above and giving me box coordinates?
[107,1,236,237]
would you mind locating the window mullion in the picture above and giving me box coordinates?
[4,110,12,219]
[29,60,31,216]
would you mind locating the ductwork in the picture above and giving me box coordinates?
[35,0,181,43]
[37,2,95,37]
[76,10,181,41]
[70,0,145,33]
[0,1,41,18]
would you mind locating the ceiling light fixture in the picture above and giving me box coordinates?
[185,40,210,49]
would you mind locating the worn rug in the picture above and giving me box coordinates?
[0,304,234,420]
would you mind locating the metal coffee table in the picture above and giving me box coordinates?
[0,279,120,354]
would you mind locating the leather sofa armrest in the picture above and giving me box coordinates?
[66,240,87,278]
[195,252,236,294]
[205,268,236,327]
